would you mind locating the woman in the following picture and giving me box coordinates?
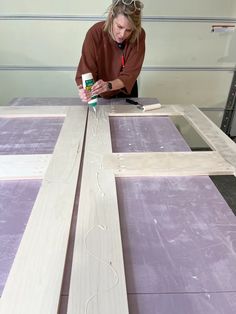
[75,0,145,102]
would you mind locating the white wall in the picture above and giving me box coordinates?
[0,1,111,15]
[144,0,236,17]
[1,0,236,16]
[0,1,236,135]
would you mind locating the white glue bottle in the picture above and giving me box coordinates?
[82,72,97,109]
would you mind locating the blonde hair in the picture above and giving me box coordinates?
[104,0,144,43]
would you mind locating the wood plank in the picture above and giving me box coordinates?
[0,154,51,180]
[109,104,181,116]
[67,106,129,314]
[0,106,67,117]
[0,106,87,314]
[103,151,234,176]
[179,105,236,173]
[109,104,236,177]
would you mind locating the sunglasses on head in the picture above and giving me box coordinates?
[113,0,144,11]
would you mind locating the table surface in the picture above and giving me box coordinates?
[1,97,236,314]
[8,97,159,107]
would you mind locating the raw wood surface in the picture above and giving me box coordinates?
[103,151,234,176]
[110,104,236,176]
[179,105,236,174]
[0,106,87,314]
[67,107,129,314]
[0,154,51,180]
[110,104,180,116]
[0,106,67,117]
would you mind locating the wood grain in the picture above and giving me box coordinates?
[0,106,67,117]
[110,104,236,176]
[180,105,236,174]
[0,154,51,180]
[109,104,180,116]
[103,151,234,177]
[67,107,129,314]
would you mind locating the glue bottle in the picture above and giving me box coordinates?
[82,72,97,109]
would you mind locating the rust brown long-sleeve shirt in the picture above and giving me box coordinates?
[75,21,145,98]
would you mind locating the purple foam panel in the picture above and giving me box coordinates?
[110,116,190,152]
[116,176,236,313]
[111,115,236,313]
[0,117,64,155]
[128,293,236,314]
[0,180,41,296]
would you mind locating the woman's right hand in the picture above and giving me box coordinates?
[78,84,92,102]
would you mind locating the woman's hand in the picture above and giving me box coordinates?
[78,84,92,102]
[92,79,108,95]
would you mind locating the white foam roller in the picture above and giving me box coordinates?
[141,103,162,111]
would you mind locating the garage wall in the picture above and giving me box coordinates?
[0,1,235,133]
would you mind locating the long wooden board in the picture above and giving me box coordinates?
[67,107,129,314]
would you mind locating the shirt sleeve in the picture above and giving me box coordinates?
[75,26,98,86]
[118,28,146,94]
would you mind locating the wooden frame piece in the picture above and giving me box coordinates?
[0,154,51,180]
[68,104,236,314]
[177,104,236,171]
[0,106,88,314]
[103,151,234,177]
[110,104,236,176]
[0,106,67,118]
[68,107,129,314]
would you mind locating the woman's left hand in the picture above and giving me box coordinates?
[92,79,108,95]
